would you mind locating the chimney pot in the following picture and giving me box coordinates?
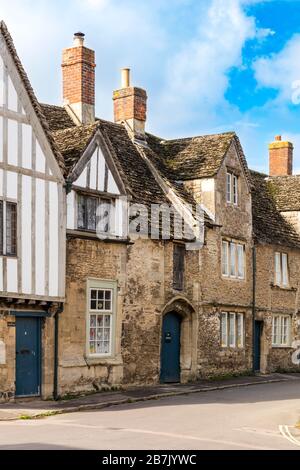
[275,135,282,141]
[121,68,131,89]
[73,32,85,47]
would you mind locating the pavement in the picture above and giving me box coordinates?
[0,379,300,450]
[0,372,300,421]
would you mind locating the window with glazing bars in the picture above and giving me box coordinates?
[0,201,17,256]
[77,194,114,234]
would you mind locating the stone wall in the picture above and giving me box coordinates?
[58,236,127,395]
[255,243,300,373]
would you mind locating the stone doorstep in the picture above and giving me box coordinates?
[0,373,298,422]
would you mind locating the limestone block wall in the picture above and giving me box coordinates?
[255,244,300,373]
[58,237,127,395]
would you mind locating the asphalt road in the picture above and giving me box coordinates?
[0,381,300,450]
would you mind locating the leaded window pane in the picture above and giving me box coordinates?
[6,202,17,256]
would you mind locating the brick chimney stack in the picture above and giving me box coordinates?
[62,33,96,125]
[113,68,147,142]
[269,135,293,176]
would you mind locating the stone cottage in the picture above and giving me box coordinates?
[0,23,299,401]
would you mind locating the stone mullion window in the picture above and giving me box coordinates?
[272,315,291,347]
[220,312,244,349]
[226,172,238,205]
[222,240,245,279]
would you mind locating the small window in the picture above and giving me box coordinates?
[226,172,238,205]
[221,312,244,348]
[272,315,291,347]
[77,194,114,234]
[173,244,185,290]
[88,286,115,357]
[222,240,245,280]
[0,201,17,256]
[274,252,289,287]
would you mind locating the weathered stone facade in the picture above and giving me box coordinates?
[255,244,300,373]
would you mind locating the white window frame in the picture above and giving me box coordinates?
[86,279,117,358]
[222,240,245,280]
[220,312,245,349]
[272,315,291,347]
[274,252,289,288]
[226,172,238,205]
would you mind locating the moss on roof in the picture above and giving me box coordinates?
[267,175,300,212]
[251,170,300,248]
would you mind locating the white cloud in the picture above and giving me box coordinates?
[0,0,273,140]
[156,0,266,134]
[254,34,300,104]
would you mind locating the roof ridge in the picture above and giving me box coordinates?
[161,131,236,144]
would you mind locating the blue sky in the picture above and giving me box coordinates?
[1,0,300,172]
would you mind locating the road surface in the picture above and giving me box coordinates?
[0,380,300,450]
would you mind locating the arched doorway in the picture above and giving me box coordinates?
[160,312,182,383]
[160,297,197,384]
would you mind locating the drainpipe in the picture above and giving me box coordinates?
[53,304,64,401]
[252,245,257,374]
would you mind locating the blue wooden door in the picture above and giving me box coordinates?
[254,321,262,372]
[160,312,181,383]
[16,317,41,397]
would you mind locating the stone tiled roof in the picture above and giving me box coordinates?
[147,131,238,180]
[0,21,66,174]
[50,115,214,225]
[250,171,300,248]
[267,175,300,212]
[52,120,168,205]
[39,103,75,132]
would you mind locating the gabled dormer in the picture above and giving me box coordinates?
[52,125,128,240]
